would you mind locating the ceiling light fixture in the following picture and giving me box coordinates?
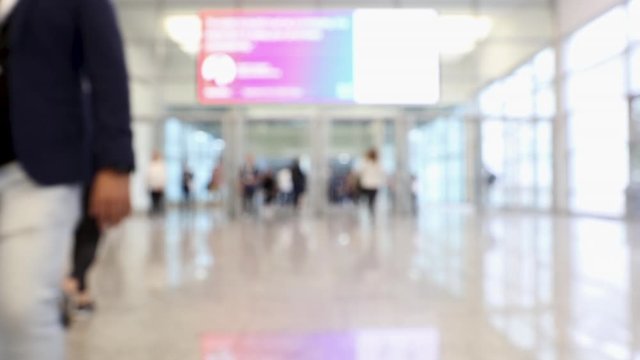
[164,15,202,55]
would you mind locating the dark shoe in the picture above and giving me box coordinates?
[60,294,72,329]
[76,301,96,314]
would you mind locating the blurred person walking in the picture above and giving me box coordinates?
[277,166,293,205]
[345,170,360,204]
[208,159,224,203]
[147,151,167,215]
[0,0,134,358]
[262,169,277,206]
[239,155,259,214]
[359,149,385,216]
[290,159,307,210]
[208,159,223,193]
[182,162,194,205]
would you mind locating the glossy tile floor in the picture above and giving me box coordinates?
[66,206,640,360]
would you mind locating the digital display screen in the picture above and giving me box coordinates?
[198,10,440,105]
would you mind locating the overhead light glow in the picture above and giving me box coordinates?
[164,15,202,55]
[165,12,491,61]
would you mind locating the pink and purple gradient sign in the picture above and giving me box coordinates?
[198,10,354,105]
[201,329,440,359]
[197,10,441,105]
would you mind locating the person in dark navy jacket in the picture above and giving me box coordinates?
[0,0,134,358]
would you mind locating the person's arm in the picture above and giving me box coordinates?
[79,0,134,227]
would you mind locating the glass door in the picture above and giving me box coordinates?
[244,119,312,210]
[164,119,224,204]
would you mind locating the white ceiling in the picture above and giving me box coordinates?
[114,0,554,116]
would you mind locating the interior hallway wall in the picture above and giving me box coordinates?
[557,0,626,35]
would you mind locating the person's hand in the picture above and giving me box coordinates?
[90,169,131,229]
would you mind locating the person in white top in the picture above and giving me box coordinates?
[277,167,293,204]
[359,148,385,215]
[147,151,167,214]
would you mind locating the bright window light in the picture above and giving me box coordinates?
[629,0,640,41]
[535,86,556,118]
[564,6,627,72]
[479,82,506,117]
[533,48,555,85]
[566,58,626,112]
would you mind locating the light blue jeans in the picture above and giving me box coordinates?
[0,163,79,360]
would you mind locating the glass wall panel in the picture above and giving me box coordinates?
[568,116,629,216]
[477,46,554,211]
[535,86,556,118]
[411,116,466,206]
[631,46,640,95]
[481,117,551,210]
[533,48,556,86]
[504,65,535,119]
[629,0,640,42]
[482,119,504,207]
[566,55,629,216]
[164,119,224,203]
[479,82,506,117]
[566,58,626,112]
[536,121,553,208]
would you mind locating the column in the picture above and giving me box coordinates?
[394,112,413,215]
[222,108,245,219]
[309,109,330,216]
[469,115,484,211]
[552,8,569,214]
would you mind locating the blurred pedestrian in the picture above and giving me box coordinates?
[208,160,224,193]
[182,162,194,205]
[359,149,385,215]
[208,159,224,204]
[290,159,307,210]
[147,151,166,215]
[262,170,277,206]
[239,155,259,214]
[346,170,360,204]
[277,167,293,205]
[0,0,134,358]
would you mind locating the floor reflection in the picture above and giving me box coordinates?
[202,329,440,359]
[66,207,640,360]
